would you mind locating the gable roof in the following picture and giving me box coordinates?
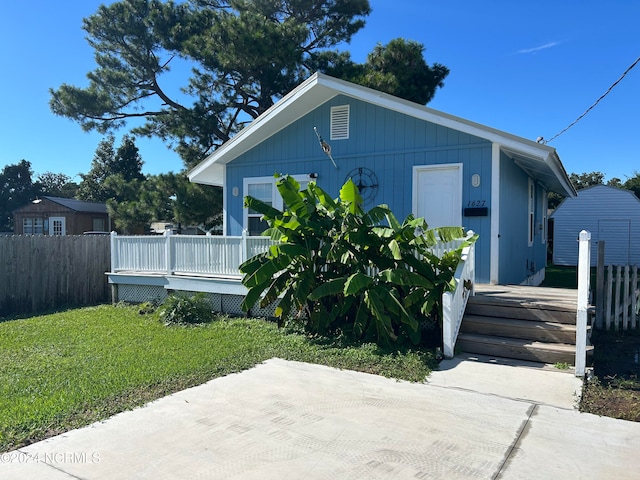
[551,184,640,216]
[188,72,576,197]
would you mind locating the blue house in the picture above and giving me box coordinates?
[189,73,576,285]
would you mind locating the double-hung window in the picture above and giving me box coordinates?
[244,175,310,236]
[246,181,274,236]
[23,217,44,235]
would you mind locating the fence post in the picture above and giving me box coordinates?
[575,230,591,377]
[442,292,454,358]
[633,267,638,329]
[596,240,605,329]
[623,266,631,330]
[165,228,173,276]
[110,231,118,273]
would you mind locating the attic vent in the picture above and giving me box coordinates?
[330,105,350,140]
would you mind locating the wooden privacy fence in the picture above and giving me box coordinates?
[595,241,640,331]
[0,235,111,317]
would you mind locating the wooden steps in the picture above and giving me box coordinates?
[457,285,592,365]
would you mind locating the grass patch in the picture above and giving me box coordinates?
[580,328,640,421]
[540,264,597,290]
[0,305,437,452]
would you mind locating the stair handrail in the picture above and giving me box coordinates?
[442,230,476,358]
[576,229,591,377]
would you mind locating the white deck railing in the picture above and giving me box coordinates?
[442,231,476,358]
[110,231,273,277]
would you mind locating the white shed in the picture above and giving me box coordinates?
[550,185,640,266]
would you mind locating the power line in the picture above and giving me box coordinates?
[539,55,640,145]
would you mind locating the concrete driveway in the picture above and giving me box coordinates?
[2,357,640,479]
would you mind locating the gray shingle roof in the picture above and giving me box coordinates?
[43,196,108,213]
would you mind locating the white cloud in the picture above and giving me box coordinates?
[518,42,560,54]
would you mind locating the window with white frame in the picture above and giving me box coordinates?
[23,217,44,235]
[528,179,535,247]
[246,181,273,236]
[244,175,310,236]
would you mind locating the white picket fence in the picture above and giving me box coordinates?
[591,239,640,331]
[597,264,639,331]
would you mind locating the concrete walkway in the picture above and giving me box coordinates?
[2,356,640,479]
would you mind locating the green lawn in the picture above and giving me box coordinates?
[0,305,437,452]
[540,264,597,290]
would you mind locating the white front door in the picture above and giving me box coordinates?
[50,217,66,236]
[413,164,463,228]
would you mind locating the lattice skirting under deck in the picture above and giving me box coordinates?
[113,284,279,318]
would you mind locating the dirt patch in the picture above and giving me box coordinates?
[580,329,640,422]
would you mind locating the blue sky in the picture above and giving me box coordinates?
[1,0,639,184]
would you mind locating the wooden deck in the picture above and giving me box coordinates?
[473,284,578,310]
[458,284,583,365]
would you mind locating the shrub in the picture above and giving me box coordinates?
[240,175,476,346]
[157,293,213,325]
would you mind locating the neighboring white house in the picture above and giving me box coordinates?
[551,185,640,266]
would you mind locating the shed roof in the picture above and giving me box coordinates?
[13,196,109,214]
[550,184,640,217]
[44,196,108,213]
[188,72,576,197]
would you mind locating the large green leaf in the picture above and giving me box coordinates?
[272,216,302,232]
[276,176,311,218]
[388,238,402,260]
[433,226,465,243]
[274,289,295,319]
[384,209,402,232]
[381,287,418,332]
[242,269,279,312]
[404,287,428,307]
[244,195,282,219]
[308,278,347,300]
[239,253,268,275]
[378,269,433,288]
[364,289,397,343]
[276,243,309,258]
[243,257,285,288]
[339,178,363,214]
[344,272,374,295]
[260,270,292,307]
[365,204,391,225]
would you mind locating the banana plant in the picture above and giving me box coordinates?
[240,174,477,345]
